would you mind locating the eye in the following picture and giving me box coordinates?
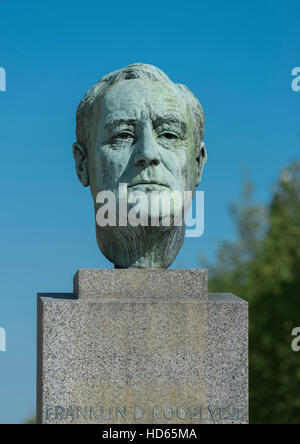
[159,132,179,140]
[114,131,134,140]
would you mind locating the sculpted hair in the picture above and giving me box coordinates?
[75,63,205,153]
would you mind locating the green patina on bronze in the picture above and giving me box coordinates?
[73,63,207,268]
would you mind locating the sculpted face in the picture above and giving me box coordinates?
[73,65,206,268]
[88,79,200,207]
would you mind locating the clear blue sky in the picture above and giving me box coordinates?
[0,0,299,423]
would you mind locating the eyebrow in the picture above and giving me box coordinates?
[104,118,137,131]
[152,114,187,133]
[104,114,187,134]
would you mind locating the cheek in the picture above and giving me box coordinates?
[95,146,130,189]
[161,146,194,190]
[181,142,197,190]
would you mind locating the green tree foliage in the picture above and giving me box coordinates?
[201,161,300,424]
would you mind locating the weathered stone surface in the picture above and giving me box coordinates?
[74,269,208,301]
[206,293,248,422]
[73,64,208,269]
[37,270,248,424]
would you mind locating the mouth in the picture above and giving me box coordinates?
[128,182,170,190]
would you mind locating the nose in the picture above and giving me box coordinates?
[134,126,161,168]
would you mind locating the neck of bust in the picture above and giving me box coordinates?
[96,224,185,269]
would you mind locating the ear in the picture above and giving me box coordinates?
[196,141,207,186]
[73,142,89,187]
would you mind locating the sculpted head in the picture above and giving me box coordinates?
[73,63,207,268]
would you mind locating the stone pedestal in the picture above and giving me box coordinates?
[37,269,248,424]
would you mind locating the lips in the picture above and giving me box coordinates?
[128,182,170,189]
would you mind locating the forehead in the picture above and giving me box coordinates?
[99,78,188,122]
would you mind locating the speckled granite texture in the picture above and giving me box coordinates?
[73,269,208,301]
[37,270,248,424]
